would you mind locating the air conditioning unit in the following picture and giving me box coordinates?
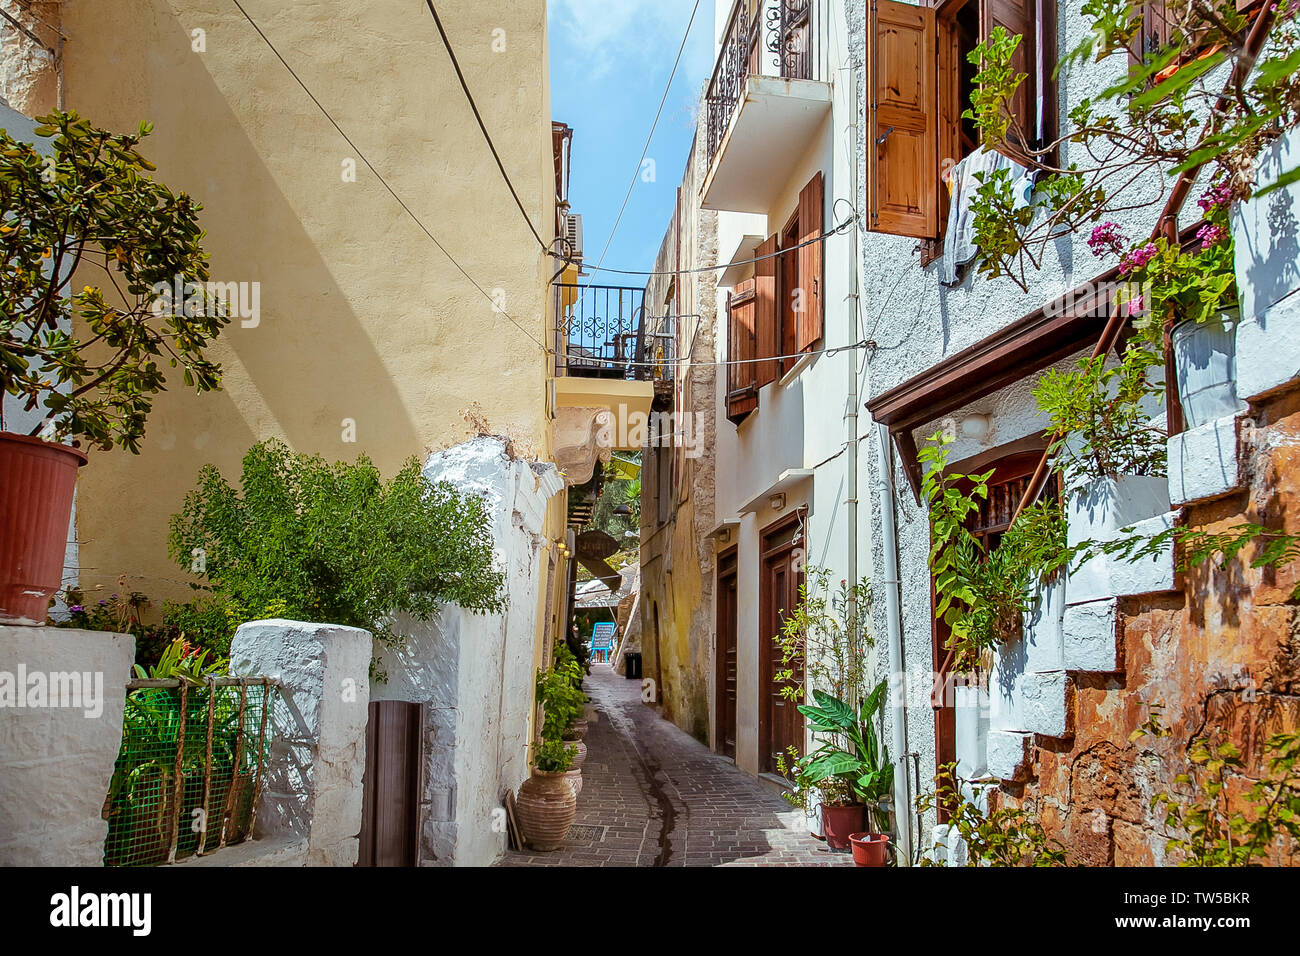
[561,212,583,262]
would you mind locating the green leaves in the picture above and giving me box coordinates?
[167,439,504,653]
[1,109,223,449]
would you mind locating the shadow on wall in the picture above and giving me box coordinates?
[65,0,425,598]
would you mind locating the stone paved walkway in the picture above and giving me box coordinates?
[499,663,851,867]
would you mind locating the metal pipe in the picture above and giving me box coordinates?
[877,422,911,863]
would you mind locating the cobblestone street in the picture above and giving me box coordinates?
[500,664,851,867]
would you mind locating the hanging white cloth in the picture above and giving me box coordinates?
[939,147,1035,287]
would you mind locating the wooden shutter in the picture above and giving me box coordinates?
[726,280,758,424]
[755,234,779,387]
[980,0,1057,159]
[867,0,938,238]
[796,172,824,352]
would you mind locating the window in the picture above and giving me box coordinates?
[865,0,1058,240]
[724,171,824,424]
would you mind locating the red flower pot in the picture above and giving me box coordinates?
[0,432,86,625]
[849,832,890,867]
[820,803,866,851]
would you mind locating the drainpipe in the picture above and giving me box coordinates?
[877,422,911,864]
[845,68,860,703]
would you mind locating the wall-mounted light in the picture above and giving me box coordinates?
[769,493,786,511]
[717,528,731,544]
[959,413,992,442]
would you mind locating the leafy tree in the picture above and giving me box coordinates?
[168,439,503,648]
[1,110,225,450]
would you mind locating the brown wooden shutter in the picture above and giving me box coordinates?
[936,12,962,237]
[796,172,824,352]
[980,0,1033,144]
[980,0,1057,160]
[726,280,758,424]
[867,0,938,239]
[755,234,779,387]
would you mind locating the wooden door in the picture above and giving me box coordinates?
[716,549,739,760]
[358,700,422,867]
[760,513,805,774]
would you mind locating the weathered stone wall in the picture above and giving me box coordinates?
[988,137,1300,864]
[639,87,719,745]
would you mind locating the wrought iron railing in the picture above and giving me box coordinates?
[555,283,648,379]
[102,676,279,866]
[705,0,816,170]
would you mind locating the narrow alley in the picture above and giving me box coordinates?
[499,665,850,867]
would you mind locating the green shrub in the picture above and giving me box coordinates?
[167,439,504,649]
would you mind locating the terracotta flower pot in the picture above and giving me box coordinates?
[567,738,587,771]
[565,718,589,741]
[564,767,583,797]
[515,770,576,851]
[849,832,890,867]
[0,432,87,625]
[821,803,866,851]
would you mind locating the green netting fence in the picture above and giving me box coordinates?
[102,677,279,866]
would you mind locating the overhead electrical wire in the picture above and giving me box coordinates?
[228,0,546,353]
[423,0,549,253]
[561,214,859,278]
[584,0,702,287]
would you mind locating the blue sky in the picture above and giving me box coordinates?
[548,0,714,282]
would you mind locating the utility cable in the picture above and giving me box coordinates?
[584,0,702,287]
[229,0,546,353]
[424,0,549,252]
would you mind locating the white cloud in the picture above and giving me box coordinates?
[550,0,712,81]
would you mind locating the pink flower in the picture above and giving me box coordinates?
[1197,181,1234,214]
[1120,242,1159,276]
[1126,295,1146,317]
[1088,221,1127,259]
[1197,223,1227,250]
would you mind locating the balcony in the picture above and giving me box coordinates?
[552,283,657,451]
[702,0,831,214]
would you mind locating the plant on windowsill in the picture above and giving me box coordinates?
[0,111,225,625]
[920,435,1070,674]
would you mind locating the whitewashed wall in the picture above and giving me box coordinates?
[371,436,563,867]
[845,0,1190,838]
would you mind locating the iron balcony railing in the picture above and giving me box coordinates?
[705,0,816,170]
[555,283,649,380]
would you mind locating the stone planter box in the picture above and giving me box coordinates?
[954,683,989,780]
[1167,413,1244,507]
[1232,125,1300,402]
[1063,598,1122,673]
[1066,475,1176,605]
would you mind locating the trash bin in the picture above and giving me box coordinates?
[624,652,641,680]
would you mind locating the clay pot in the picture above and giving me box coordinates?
[565,718,589,741]
[849,832,890,867]
[0,433,87,625]
[567,738,587,771]
[516,770,576,851]
[821,803,866,851]
[564,768,583,798]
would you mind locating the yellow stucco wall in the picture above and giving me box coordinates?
[50,0,556,600]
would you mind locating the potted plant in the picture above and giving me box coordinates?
[1114,188,1243,430]
[787,681,894,855]
[1,111,225,624]
[514,738,577,851]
